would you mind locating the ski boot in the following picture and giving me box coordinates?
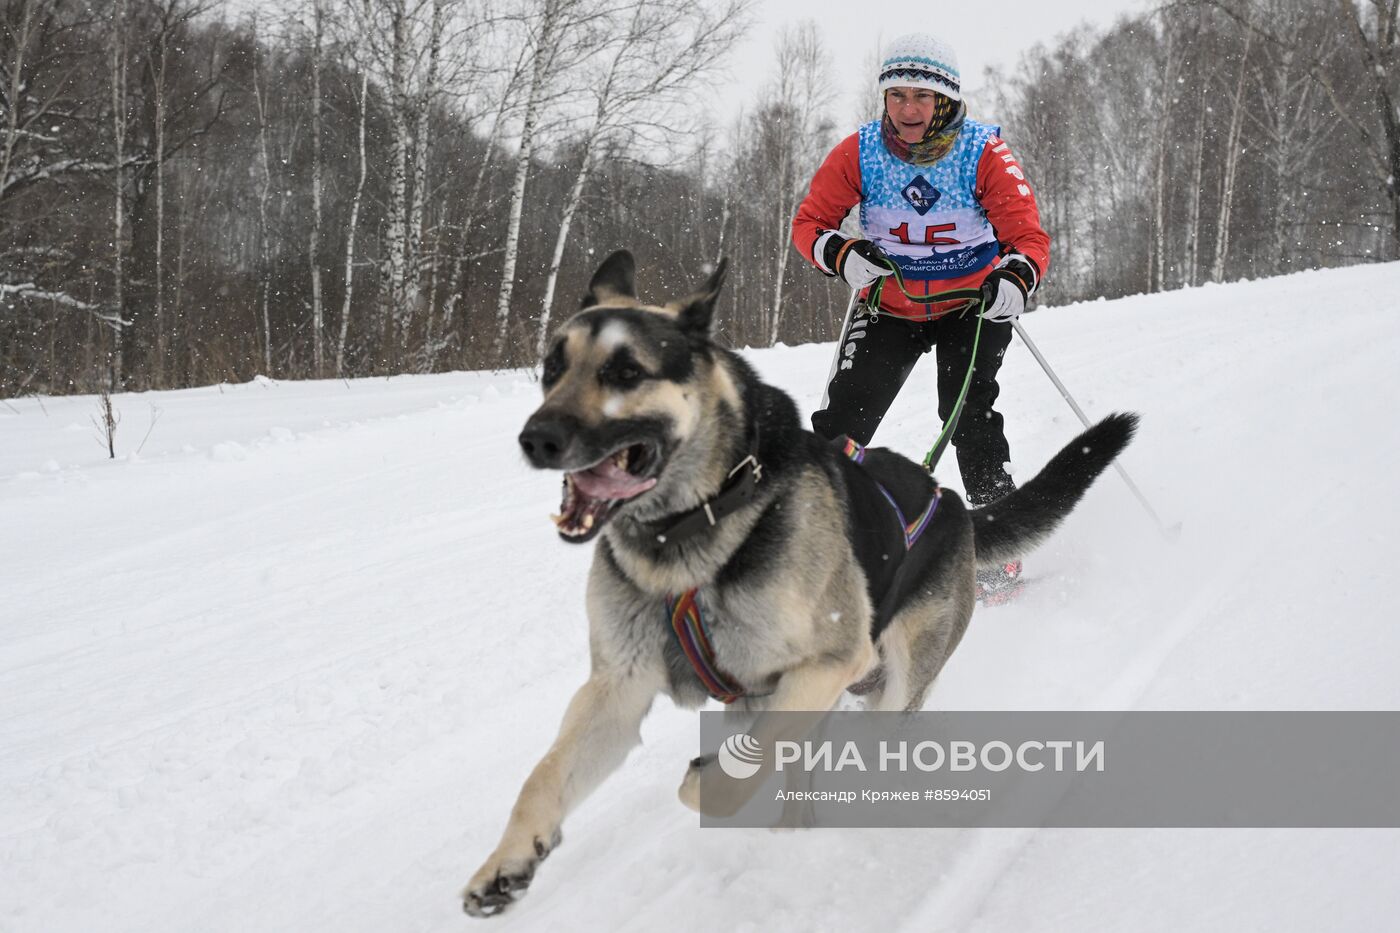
[975,559,1025,606]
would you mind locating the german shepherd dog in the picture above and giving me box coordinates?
[463,250,1136,917]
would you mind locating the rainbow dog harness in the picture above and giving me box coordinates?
[666,437,942,704]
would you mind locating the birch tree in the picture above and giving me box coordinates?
[251,15,273,374]
[309,0,325,375]
[491,0,606,359]
[766,22,833,345]
[534,0,747,355]
[352,0,472,363]
[435,41,528,363]
[336,70,370,377]
[1210,24,1253,282]
[350,0,414,360]
[1184,67,1208,286]
[152,12,168,382]
[1151,18,1195,292]
[380,0,410,351]
[111,0,130,386]
[403,0,448,353]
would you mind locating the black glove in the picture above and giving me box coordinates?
[979,253,1039,322]
[818,232,894,289]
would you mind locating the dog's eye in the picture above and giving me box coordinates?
[599,354,646,390]
[542,342,566,386]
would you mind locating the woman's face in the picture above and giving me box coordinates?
[885,86,941,142]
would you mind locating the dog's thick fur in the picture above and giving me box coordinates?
[463,251,1137,917]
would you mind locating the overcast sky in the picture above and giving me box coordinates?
[709,0,1155,131]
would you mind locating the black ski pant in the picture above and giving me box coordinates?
[811,307,1016,506]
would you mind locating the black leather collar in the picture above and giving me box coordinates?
[649,450,765,546]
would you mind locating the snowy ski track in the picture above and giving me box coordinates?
[4,263,1400,931]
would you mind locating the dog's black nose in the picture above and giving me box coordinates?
[519,416,572,469]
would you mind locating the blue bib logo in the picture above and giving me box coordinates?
[901,175,940,216]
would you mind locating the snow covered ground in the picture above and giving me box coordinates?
[4,263,1399,932]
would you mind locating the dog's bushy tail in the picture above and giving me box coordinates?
[972,413,1139,565]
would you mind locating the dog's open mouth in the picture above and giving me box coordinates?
[552,443,658,542]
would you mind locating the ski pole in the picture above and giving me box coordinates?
[836,286,861,336]
[1011,319,1180,543]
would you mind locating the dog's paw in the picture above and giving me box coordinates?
[678,754,753,818]
[677,755,713,813]
[462,830,562,918]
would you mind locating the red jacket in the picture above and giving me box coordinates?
[792,131,1051,320]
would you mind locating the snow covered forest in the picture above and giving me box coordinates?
[0,0,1393,394]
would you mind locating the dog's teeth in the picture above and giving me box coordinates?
[550,513,564,526]
[582,513,594,529]
[614,449,629,470]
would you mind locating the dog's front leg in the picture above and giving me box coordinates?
[463,672,655,918]
[678,643,874,818]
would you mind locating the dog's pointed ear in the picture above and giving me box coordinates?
[581,250,637,308]
[677,258,728,336]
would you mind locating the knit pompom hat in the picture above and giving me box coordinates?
[877,33,961,101]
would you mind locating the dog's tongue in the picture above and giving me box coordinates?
[571,460,656,501]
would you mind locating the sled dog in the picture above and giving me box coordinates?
[463,250,1137,917]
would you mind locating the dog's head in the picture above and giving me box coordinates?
[519,249,732,543]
